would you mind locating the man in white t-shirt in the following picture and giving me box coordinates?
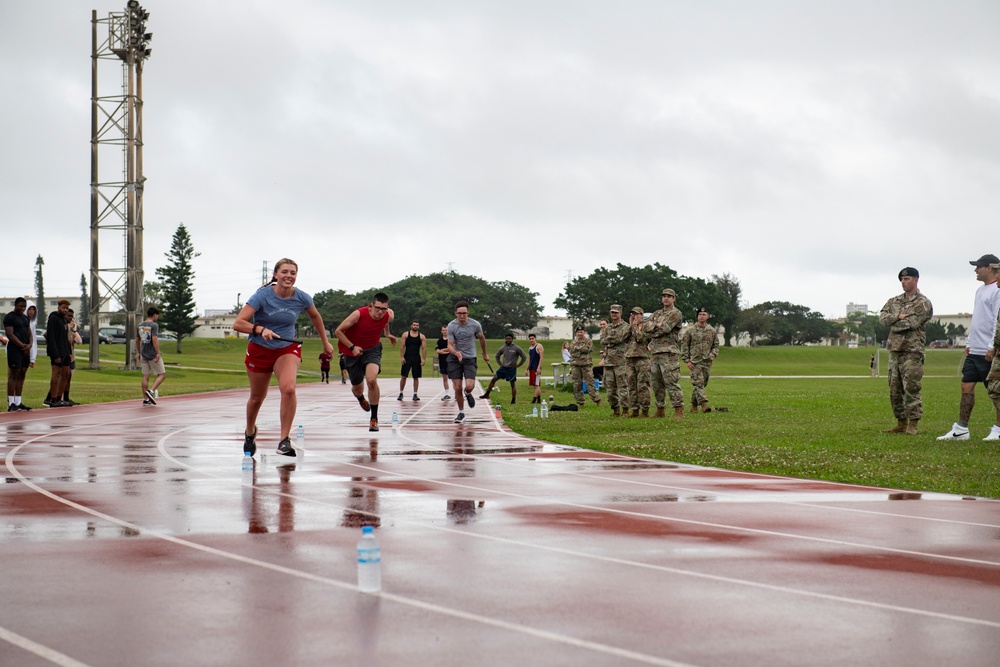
[938,254,1000,441]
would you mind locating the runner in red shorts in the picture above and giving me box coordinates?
[233,258,334,458]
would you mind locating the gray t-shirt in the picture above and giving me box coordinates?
[448,318,483,358]
[137,319,159,360]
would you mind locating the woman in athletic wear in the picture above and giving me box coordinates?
[233,258,334,458]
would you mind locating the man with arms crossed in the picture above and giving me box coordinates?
[336,292,396,432]
[645,288,685,419]
[938,254,1000,440]
[44,300,72,408]
[446,301,489,424]
[878,267,933,435]
[137,307,166,405]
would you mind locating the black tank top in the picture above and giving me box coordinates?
[404,331,422,361]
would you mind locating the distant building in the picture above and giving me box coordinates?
[846,302,868,317]
[192,312,239,339]
[520,315,574,340]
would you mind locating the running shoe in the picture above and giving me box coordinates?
[465,392,475,408]
[143,399,153,406]
[63,399,80,406]
[454,412,466,424]
[369,419,379,432]
[276,437,296,457]
[144,389,156,405]
[17,404,32,411]
[397,392,403,401]
[984,425,1000,442]
[8,404,18,412]
[357,395,370,412]
[413,394,420,401]
[936,423,970,441]
[243,427,257,456]
[442,394,451,401]
[43,398,54,407]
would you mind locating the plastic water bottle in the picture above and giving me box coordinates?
[391,411,399,428]
[241,454,254,482]
[357,526,381,593]
[532,404,539,418]
[540,400,549,419]
[296,425,304,444]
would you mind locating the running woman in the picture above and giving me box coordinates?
[233,258,334,458]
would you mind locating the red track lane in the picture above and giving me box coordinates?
[2,380,999,667]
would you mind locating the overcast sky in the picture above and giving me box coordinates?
[2,1,998,322]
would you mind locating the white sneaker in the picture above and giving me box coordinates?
[936,423,969,441]
[984,425,1000,441]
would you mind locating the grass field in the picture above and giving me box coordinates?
[10,339,999,499]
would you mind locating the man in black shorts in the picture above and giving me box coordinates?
[398,321,426,401]
[435,325,451,400]
[44,300,73,407]
[4,297,33,411]
[479,333,527,404]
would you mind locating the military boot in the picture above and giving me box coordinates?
[654,407,666,418]
[689,404,699,413]
[700,403,711,413]
[884,419,907,433]
[612,407,621,417]
[672,406,685,419]
[630,409,639,418]
[640,408,649,418]
[904,419,919,435]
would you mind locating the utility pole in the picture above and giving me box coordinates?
[89,2,153,369]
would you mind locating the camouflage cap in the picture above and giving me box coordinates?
[898,267,919,279]
[631,306,643,315]
[610,304,622,312]
[661,288,676,297]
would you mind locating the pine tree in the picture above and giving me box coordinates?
[34,255,46,324]
[79,273,89,328]
[156,224,200,352]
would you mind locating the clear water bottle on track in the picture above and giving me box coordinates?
[391,411,399,429]
[357,526,381,593]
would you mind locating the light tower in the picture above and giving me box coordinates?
[89,2,152,369]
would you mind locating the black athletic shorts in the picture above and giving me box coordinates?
[401,359,423,379]
[961,354,992,384]
[6,346,30,369]
[49,355,72,367]
[344,343,383,386]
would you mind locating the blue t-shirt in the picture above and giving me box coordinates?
[246,286,314,349]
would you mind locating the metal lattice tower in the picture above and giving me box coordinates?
[89,2,152,369]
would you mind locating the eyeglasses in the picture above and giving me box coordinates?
[372,305,388,312]
[455,311,468,315]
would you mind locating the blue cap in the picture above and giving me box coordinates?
[362,525,374,534]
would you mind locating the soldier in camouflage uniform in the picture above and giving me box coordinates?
[601,304,631,416]
[645,288,685,418]
[680,307,720,413]
[625,306,651,417]
[569,327,601,407]
[878,267,933,435]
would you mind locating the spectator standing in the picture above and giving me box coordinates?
[680,307,721,413]
[62,309,82,406]
[625,306,651,417]
[878,267,933,435]
[938,255,1000,440]
[480,333,527,404]
[645,288,685,418]
[397,321,426,401]
[4,297,33,411]
[569,326,601,407]
[601,304,631,416]
[526,333,544,404]
[44,300,72,408]
[435,325,451,399]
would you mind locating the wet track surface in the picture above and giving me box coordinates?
[2,380,1000,667]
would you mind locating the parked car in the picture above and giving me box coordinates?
[928,340,953,349]
[99,327,127,343]
[158,332,177,341]
[79,329,112,344]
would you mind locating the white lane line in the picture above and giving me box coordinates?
[0,626,95,667]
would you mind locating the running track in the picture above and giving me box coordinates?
[2,380,999,667]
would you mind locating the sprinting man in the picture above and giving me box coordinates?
[878,267,933,435]
[398,321,426,401]
[336,292,396,432]
[480,333,527,404]
[938,254,1000,441]
[445,300,488,424]
[435,325,451,399]
[137,307,166,405]
[319,349,332,383]
[526,333,544,404]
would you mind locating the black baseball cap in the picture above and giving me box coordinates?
[970,254,1000,267]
